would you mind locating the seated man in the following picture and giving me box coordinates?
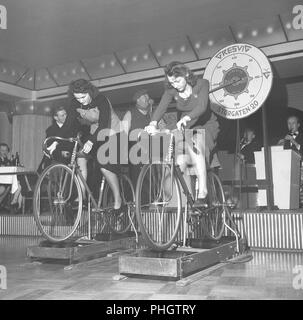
[0,143,22,213]
[278,115,303,156]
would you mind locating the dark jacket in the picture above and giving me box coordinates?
[240,140,261,164]
[45,110,82,163]
[283,131,303,156]
[0,156,11,166]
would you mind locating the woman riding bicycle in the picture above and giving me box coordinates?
[145,61,220,207]
[68,79,125,215]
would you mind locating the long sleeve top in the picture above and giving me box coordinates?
[70,93,112,144]
[152,77,216,129]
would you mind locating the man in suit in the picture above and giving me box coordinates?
[123,89,153,189]
[45,105,81,163]
[45,105,88,200]
[238,128,260,164]
[278,115,303,156]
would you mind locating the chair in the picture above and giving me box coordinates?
[0,185,12,213]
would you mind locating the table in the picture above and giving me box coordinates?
[0,166,36,193]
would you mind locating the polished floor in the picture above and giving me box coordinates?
[0,236,302,300]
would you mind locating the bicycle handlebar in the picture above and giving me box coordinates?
[42,135,84,158]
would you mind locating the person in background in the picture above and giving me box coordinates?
[124,89,153,187]
[0,143,11,166]
[45,104,88,199]
[278,115,303,156]
[238,127,260,164]
[0,143,22,213]
[277,115,303,207]
[126,89,153,131]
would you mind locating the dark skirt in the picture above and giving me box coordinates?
[92,132,126,175]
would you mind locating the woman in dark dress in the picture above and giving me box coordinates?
[68,79,124,213]
[145,62,220,206]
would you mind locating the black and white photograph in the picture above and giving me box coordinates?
[0,0,303,305]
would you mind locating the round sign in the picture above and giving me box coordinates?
[203,43,273,120]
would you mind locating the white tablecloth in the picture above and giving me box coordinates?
[0,166,26,193]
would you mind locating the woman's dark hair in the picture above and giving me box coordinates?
[68,79,99,100]
[164,61,197,89]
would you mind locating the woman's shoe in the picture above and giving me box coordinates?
[193,198,208,208]
[110,204,127,217]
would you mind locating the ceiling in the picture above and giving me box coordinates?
[0,0,297,68]
[0,0,302,106]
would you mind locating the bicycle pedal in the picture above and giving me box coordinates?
[92,208,102,213]
[189,209,201,217]
[192,199,208,209]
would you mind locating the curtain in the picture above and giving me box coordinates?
[12,115,52,170]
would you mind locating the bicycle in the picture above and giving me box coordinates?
[33,135,135,243]
[135,129,240,251]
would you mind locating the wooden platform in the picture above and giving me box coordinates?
[119,237,246,280]
[1,236,303,300]
[27,232,138,264]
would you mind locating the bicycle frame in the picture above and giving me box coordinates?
[151,129,195,209]
[43,135,102,211]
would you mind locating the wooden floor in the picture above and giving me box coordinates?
[0,236,303,300]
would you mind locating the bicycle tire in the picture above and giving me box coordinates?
[33,163,83,242]
[202,171,226,240]
[135,163,182,251]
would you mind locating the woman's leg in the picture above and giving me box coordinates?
[100,168,122,209]
[176,153,193,196]
[187,128,217,199]
[179,129,208,200]
[187,143,207,199]
[77,157,88,199]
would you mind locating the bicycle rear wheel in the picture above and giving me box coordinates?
[203,171,226,240]
[102,174,135,234]
[33,163,83,242]
[136,163,182,251]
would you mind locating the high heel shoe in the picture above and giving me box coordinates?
[193,197,208,208]
[110,204,127,217]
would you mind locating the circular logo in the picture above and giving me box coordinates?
[203,43,273,120]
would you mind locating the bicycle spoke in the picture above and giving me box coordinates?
[136,163,182,250]
[33,164,83,242]
[102,174,135,234]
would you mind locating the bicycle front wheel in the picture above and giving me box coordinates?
[136,163,182,251]
[33,163,83,242]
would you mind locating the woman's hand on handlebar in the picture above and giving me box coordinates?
[82,140,93,154]
[144,121,158,135]
[176,115,191,131]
